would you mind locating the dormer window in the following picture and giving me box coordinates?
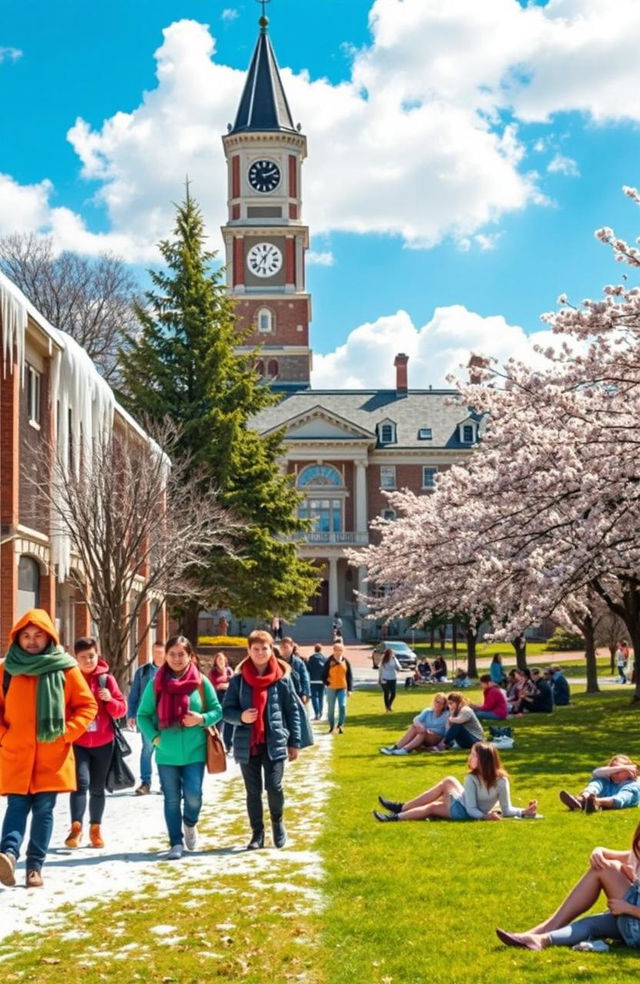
[459,421,477,444]
[378,421,396,445]
[418,428,432,441]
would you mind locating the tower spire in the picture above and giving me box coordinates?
[230,1,295,134]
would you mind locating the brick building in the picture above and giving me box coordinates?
[0,270,166,661]
[221,15,477,641]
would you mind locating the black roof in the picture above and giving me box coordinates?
[231,20,297,134]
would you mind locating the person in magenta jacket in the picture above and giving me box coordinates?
[65,637,126,850]
[471,675,508,720]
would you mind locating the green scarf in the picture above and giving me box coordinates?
[4,643,78,743]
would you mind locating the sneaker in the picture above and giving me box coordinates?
[136,782,151,796]
[184,825,199,851]
[165,843,183,860]
[377,795,404,813]
[583,793,600,814]
[572,940,610,952]
[379,747,396,755]
[559,790,583,812]
[25,869,43,889]
[373,810,398,822]
[391,747,409,756]
[65,821,83,849]
[0,852,16,886]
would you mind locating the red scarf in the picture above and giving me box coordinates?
[154,661,200,728]
[241,655,283,752]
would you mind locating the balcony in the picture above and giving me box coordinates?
[291,531,369,546]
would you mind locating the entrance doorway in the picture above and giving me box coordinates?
[309,579,329,615]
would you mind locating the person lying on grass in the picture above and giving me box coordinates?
[373,741,538,822]
[559,754,640,814]
[496,819,640,951]
[379,693,449,755]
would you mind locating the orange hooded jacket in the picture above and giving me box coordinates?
[0,609,97,794]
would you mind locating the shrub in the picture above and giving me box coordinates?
[197,635,247,648]
[544,627,585,651]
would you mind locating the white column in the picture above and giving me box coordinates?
[355,461,368,534]
[328,556,338,616]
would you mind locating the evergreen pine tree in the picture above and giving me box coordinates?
[119,188,318,632]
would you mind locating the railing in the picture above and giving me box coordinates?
[289,531,369,546]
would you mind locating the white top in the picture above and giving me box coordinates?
[378,656,402,681]
[460,775,524,819]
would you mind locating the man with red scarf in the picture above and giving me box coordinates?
[223,630,312,850]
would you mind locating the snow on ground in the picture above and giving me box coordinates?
[0,726,333,940]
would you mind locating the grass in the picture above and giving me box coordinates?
[413,641,550,658]
[317,686,640,984]
[3,687,639,983]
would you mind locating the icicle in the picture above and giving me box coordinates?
[0,272,27,383]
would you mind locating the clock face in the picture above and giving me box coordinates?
[248,159,281,193]
[246,241,283,278]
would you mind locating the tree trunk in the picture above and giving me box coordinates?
[609,645,616,674]
[466,626,478,678]
[619,588,640,705]
[512,635,527,670]
[429,625,435,648]
[180,602,201,645]
[452,621,458,655]
[580,613,600,695]
[438,624,446,649]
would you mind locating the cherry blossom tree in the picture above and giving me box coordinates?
[355,187,640,703]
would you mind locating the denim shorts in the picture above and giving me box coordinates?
[449,796,471,821]
[618,882,640,948]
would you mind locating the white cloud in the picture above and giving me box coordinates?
[0,46,22,63]
[311,305,556,389]
[307,251,334,266]
[221,8,239,22]
[1,2,640,258]
[548,154,580,177]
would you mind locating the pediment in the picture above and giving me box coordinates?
[262,405,374,441]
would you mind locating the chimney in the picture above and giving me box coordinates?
[468,353,489,385]
[394,353,409,395]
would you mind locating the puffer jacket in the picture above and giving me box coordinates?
[222,659,311,765]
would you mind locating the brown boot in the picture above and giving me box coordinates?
[25,869,43,888]
[0,852,16,886]
[89,824,104,848]
[64,821,83,848]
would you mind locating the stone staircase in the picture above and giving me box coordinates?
[284,614,358,645]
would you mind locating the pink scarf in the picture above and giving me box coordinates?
[154,661,200,728]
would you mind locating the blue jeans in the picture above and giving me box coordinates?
[326,688,347,729]
[157,761,205,847]
[475,710,503,720]
[444,723,477,749]
[1,792,58,871]
[140,731,155,786]
[548,912,623,946]
[310,683,325,719]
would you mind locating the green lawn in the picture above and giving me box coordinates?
[318,686,640,984]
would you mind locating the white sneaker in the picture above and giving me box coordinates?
[184,825,199,851]
[391,747,408,756]
[165,843,183,860]
[572,940,610,952]
[380,747,395,755]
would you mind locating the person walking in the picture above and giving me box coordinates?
[126,640,165,794]
[378,648,402,712]
[0,609,97,888]
[322,642,353,734]
[208,651,234,752]
[616,641,630,684]
[137,636,222,860]
[223,630,311,850]
[65,637,126,850]
[278,637,311,705]
[307,644,327,721]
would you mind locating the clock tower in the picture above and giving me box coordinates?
[222,12,311,388]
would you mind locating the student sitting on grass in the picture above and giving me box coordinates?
[496,820,640,951]
[442,693,484,749]
[559,755,640,813]
[379,694,449,755]
[373,741,538,822]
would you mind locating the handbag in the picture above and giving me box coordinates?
[205,725,227,774]
[105,718,135,792]
[198,680,227,774]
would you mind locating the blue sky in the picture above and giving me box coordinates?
[1,0,639,387]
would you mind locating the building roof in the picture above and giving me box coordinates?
[230,17,297,134]
[252,388,477,450]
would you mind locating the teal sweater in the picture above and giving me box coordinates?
[137,676,222,766]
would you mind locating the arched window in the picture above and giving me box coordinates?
[18,555,40,615]
[257,307,274,333]
[297,465,345,534]
[267,359,279,377]
[297,464,343,488]
[254,359,265,376]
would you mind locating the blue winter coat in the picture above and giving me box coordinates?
[222,660,312,765]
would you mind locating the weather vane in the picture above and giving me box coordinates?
[256,0,272,17]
